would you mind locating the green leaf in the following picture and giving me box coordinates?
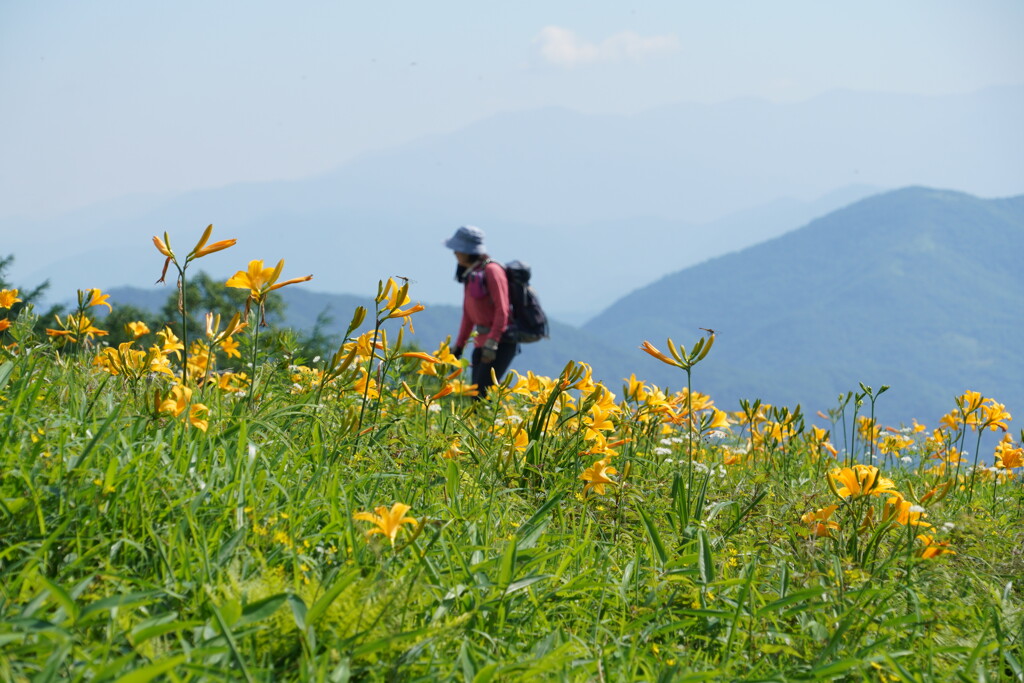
[307,570,359,626]
[130,615,198,647]
[215,528,247,568]
[638,506,668,567]
[0,497,28,516]
[498,537,518,588]
[40,576,79,624]
[755,587,826,617]
[697,529,714,585]
[114,655,188,683]
[503,575,549,597]
[516,491,564,547]
[288,593,308,631]
[0,361,14,392]
[80,591,161,624]
[806,658,862,677]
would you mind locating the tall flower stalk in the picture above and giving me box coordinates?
[153,225,237,384]
[225,259,312,407]
[641,331,715,490]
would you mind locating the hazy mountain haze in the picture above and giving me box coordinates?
[6,87,1021,322]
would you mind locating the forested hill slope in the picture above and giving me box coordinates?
[583,188,1024,425]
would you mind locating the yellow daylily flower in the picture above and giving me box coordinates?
[152,235,173,258]
[353,503,418,546]
[85,289,112,312]
[159,384,193,416]
[994,435,1023,470]
[400,351,440,363]
[580,459,618,496]
[226,259,312,300]
[216,371,249,392]
[882,494,931,528]
[93,342,173,379]
[442,439,464,459]
[156,327,185,358]
[126,321,151,338]
[801,504,840,537]
[981,400,1011,432]
[624,373,648,401]
[46,314,107,344]
[226,259,312,325]
[190,225,237,258]
[916,534,955,559]
[827,465,897,499]
[157,384,209,431]
[956,390,984,416]
[220,336,241,359]
[433,341,460,366]
[584,405,615,441]
[0,289,21,309]
[879,433,914,455]
[188,403,209,432]
[640,340,679,367]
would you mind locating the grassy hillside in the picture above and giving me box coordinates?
[584,188,1024,425]
[3,270,1023,680]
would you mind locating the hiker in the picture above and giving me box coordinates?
[444,225,517,398]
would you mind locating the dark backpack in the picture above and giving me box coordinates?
[502,260,549,343]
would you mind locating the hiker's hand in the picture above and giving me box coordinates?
[452,345,463,360]
[480,340,498,365]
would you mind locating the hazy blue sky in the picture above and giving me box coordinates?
[2,1,1022,219]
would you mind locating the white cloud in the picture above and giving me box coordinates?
[536,26,679,68]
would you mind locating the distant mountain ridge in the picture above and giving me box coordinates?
[583,187,1024,425]
[6,85,1022,321]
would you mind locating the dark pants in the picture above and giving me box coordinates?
[471,341,518,399]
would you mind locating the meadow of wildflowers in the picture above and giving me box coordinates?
[0,228,1021,681]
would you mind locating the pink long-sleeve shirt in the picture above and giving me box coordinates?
[455,261,510,349]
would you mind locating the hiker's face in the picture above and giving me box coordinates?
[454,251,474,267]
